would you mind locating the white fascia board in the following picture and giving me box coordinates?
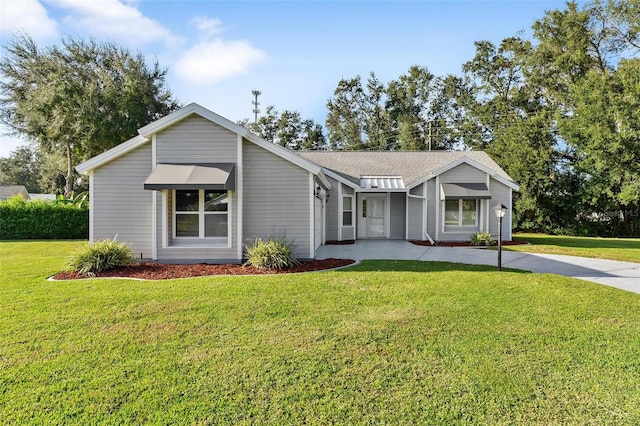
[409,156,520,192]
[323,169,360,190]
[75,134,149,174]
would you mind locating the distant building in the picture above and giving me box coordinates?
[0,185,30,200]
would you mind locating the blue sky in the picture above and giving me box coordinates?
[0,0,576,157]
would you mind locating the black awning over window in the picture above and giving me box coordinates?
[144,163,235,190]
[441,183,491,200]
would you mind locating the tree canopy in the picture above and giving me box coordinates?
[0,34,180,196]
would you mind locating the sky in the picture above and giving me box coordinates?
[0,0,577,158]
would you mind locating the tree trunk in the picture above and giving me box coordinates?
[64,143,73,198]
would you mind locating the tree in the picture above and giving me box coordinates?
[0,34,180,196]
[326,73,389,150]
[0,145,42,193]
[238,106,327,150]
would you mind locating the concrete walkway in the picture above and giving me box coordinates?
[316,240,640,294]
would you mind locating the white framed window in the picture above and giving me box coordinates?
[174,190,228,242]
[342,195,353,226]
[444,199,477,227]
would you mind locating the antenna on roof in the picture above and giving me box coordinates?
[251,89,261,123]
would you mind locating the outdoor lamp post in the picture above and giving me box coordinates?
[494,204,507,271]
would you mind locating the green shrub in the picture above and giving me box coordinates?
[471,231,496,246]
[66,238,136,275]
[0,195,88,239]
[244,237,299,269]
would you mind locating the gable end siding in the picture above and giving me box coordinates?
[155,114,237,164]
[92,144,152,257]
[243,141,312,258]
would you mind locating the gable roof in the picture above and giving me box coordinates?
[76,103,331,189]
[0,185,30,200]
[296,151,519,191]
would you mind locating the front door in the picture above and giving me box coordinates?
[367,197,386,238]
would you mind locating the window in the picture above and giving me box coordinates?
[444,199,477,227]
[343,196,353,226]
[174,190,228,240]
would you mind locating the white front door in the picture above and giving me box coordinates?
[367,197,386,238]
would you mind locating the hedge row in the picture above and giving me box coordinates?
[0,196,89,239]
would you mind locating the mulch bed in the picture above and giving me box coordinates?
[52,258,355,280]
[411,240,529,247]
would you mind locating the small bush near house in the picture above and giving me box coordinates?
[471,231,496,246]
[244,237,299,269]
[66,238,136,276]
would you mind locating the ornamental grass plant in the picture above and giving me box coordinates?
[66,238,137,275]
[244,237,299,269]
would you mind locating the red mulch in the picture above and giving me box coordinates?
[52,258,355,281]
[410,240,529,247]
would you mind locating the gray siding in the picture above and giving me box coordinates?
[439,163,486,183]
[438,163,489,242]
[488,178,512,241]
[325,177,339,241]
[407,184,424,240]
[92,144,152,257]
[156,114,237,163]
[426,179,437,239]
[153,115,239,262]
[243,142,312,258]
[390,192,406,239]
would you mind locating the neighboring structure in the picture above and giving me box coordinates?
[0,185,30,200]
[76,103,518,264]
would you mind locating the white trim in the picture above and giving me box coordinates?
[435,176,440,241]
[443,199,479,228]
[485,174,490,232]
[76,135,149,173]
[423,182,427,241]
[236,134,243,259]
[161,190,168,251]
[152,190,157,260]
[325,168,360,190]
[172,189,230,246]
[322,193,327,245]
[88,171,94,243]
[309,172,315,257]
[405,193,409,240]
[151,134,157,260]
[337,183,343,241]
[406,156,519,192]
[75,103,331,190]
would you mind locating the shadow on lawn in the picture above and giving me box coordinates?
[517,234,640,250]
[338,259,530,274]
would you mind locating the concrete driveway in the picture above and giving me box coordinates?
[316,240,640,294]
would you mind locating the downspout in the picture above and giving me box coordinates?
[407,193,435,245]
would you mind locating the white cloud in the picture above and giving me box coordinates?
[175,39,266,85]
[0,0,58,41]
[49,0,181,48]
[192,17,224,39]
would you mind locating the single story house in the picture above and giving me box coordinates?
[76,103,518,264]
[0,185,30,200]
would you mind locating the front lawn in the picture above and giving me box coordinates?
[2,241,640,424]
[511,233,640,263]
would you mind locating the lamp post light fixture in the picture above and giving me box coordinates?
[494,203,507,271]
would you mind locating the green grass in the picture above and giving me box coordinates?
[510,233,640,263]
[2,241,640,424]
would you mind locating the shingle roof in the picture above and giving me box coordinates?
[0,185,30,200]
[296,151,515,187]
